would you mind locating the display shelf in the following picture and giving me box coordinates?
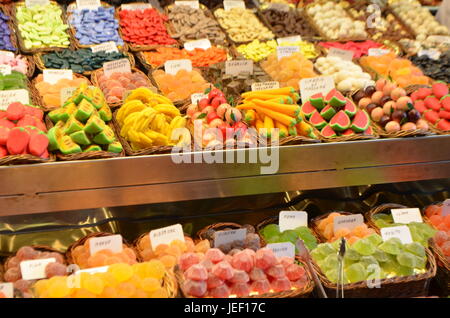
[0,135,450,216]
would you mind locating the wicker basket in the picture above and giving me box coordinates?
[66,1,127,51]
[11,1,72,54]
[4,245,66,271]
[310,211,356,243]
[0,4,19,53]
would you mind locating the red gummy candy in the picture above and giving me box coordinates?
[179,253,200,271]
[185,264,208,281]
[242,248,256,260]
[279,257,294,268]
[207,272,224,289]
[271,277,291,292]
[0,126,10,145]
[424,96,441,111]
[6,102,25,121]
[28,133,49,157]
[255,248,277,270]
[416,87,433,100]
[285,264,306,281]
[437,119,450,131]
[442,96,450,112]
[425,110,440,124]
[200,259,213,271]
[230,283,251,297]
[205,248,225,264]
[434,231,448,245]
[432,82,449,100]
[440,110,450,120]
[410,91,419,103]
[0,145,7,157]
[209,284,230,298]
[266,264,286,279]
[0,118,15,129]
[292,275,309,289]
[184,279,207,297]
[6,127,30,155]
[16,114,36,128]
[251,279,271,295]
[212,261,234,281]
[231,251,254,272]
[0,111,6,119]
[230,269,250,284]
[249,267,267,281]
[25,105,44,121]
[414,100,427,113]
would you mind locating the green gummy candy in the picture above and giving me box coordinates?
[48,108,63,123]
[346,263,367,283]
[404,242,425,258]
[75,100,94,122]
[84,115,105,134]
[70,130,91,146]
[98,105,112,122]
[83,145,102,152]
[107,141,123,153]
[396,252,417,268]
[64,116,84,135]
[379,238,403,255]
[352,239,376,256]
[59,135,82,155]
[261,224,280,238]
[93,126,115,145]
[47,127,62,151]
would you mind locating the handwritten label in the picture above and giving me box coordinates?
[0,51,14,58]
[328,47,354,61]
[164,59,192,75]
[0,283,13,298]
[299,76,335,101]
[89,234,123,255]
[223,0,245,10]
[225,60,253,75]
[368,48,389,56]
[277,35,301,45]
[0,89,30,110]
[268,3,290,12]
[0,64,11,75]
[76,0,100,9]
[103,58,131,77]
[381,225,413,244]
[191,93,208,105]
[174,1,200,9]
[391,208,423,224]
[25,0,49,7]
[279,211,308,232]
[184,38,212,51]
[91,41,119,53]
[60,87,77,105]
[77,266,109,274]
[20,258,56,280]
[251,81,280,91]
[277,46,299,60]
[333,214,364,232]
[442,200,450,217]
[418,49,440,60]
[43,69,73,85]
[121,3,152,10]
[150,224,185,250]
[214,228,247,247]
[266,242,295,258]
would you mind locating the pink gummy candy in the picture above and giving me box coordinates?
[242,248,256,260]
[179,253,200,271]
[230,269,250,284]
[285,264,306,281]
[230,282,251,297]
[292,276,308,290]
[279,257,294,268]
[231,251,254,272]
[212,261,234,281]
[224,255,233,263]
[205,248,225,264]
[255,248,277,270]
[200,259,214,271]
[207,272,224,289]
[185,264,208,281]
[209,284,230,298]
[184,279,207,297]
[271,277,292,292]
[266,264,286,279]
[251,279,271,295]
[249,267,267,281]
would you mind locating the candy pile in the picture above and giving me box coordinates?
[259,223,318,251]
[180,247,310,297]
[143,47,227,68]
[15,3,70,50]
[152,69,210,102]
[410,50,450,83]
[202,224,261,253]
[0,102,48,158]
[0,11,15,51]
[47,83,122,155]
[236,40,277,62]
[260,8,318,38]
[319,40,383,59]
[69,6,123,46]
[0,71,27,90]
[119,8,177,47]
[0,54,28,75]
[34,261,170,298]
[425,203,450,262]
[312,235,428,283]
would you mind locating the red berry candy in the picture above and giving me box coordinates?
[206,272,224,289]
[212,261,234,281]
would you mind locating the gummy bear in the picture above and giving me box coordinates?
[185,264,208,281]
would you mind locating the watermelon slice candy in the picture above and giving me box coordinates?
[309,110,327,130]
[341,129,355,136]
[363,126,374,136]
[320,105,336,121]
[301,101,316,118]
[321,124,337,138]
[325,89,346,108]
[351,110,370,133]
[309,93,325,110]
[330,110,351,131]
[343,98,357,118]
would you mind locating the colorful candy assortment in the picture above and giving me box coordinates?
[142,47,227,68]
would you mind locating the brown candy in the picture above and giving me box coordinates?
[261,8,318,38]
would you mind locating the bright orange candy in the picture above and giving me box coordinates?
[144,47,227,67]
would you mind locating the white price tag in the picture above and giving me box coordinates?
[150,224,185,250]
[164,59,192,75]
[328,47,354,61]
[223,0,245,10]
[25,0,49,7]
[368,48,390,56]
[121,3,152,10]
[76,0,100,9]
[442,199,450,217]
[89,234,123,255]
[251,81,280,91]
[103,58,131,77]
[0,283,14,298]
[0,89,30,111]
[333,214,364,232]
[76,266,109,274]
[0,64,11,75]
[299,76,335,101]
[277,35,302,45]
[391,208,423,224]
[43,69,73,85]
[266,242,295,258]
[225,60,253,76]
[381,225,413,244]
[0,51,14,58]
[174,1,200,9]
[214,228,247,247]
[191,93,208,105]
[20,258,56,280]
[184,39,212,51]
[279,211,308,232]
[418,49,440,60]
[90,41,119,53]
[277,46,299,60]
[60,87,78,105]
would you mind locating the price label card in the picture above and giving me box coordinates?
[266,242,295,259]
[165,59,192,75]
[0,51,14,58]
[391,208,423,224]
[214,228,247,247]
[299,76,335,101]
[223,0,245,10]
[418,49,441,60]
[0,89,30,111]
[251,81,280,91]
[381,225,413,244]
[174,1,200,9]
[368,48,389,56]
[268,3,290,12]
[277,35,302,45]
[60,87,78,105]
[0,283,13,298]
[150,224,185,250]
[442,199,450,217]
[77,266,109,274]
[91,41,119,53]
[191,93,208,105]
[20,258,56,280]
[184,38,211,51]
[25,0,49,7]
[121,3,152,10]
[103,58,131,77]
[279,211,308,232]
[328,47,354,61]
[0,64,11,75]
[89,234,123,255]
[333,214,364,232]
[76,0,100,9]
[277,46,299,60]
[43,69,73,85]
[225,59,253,76]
